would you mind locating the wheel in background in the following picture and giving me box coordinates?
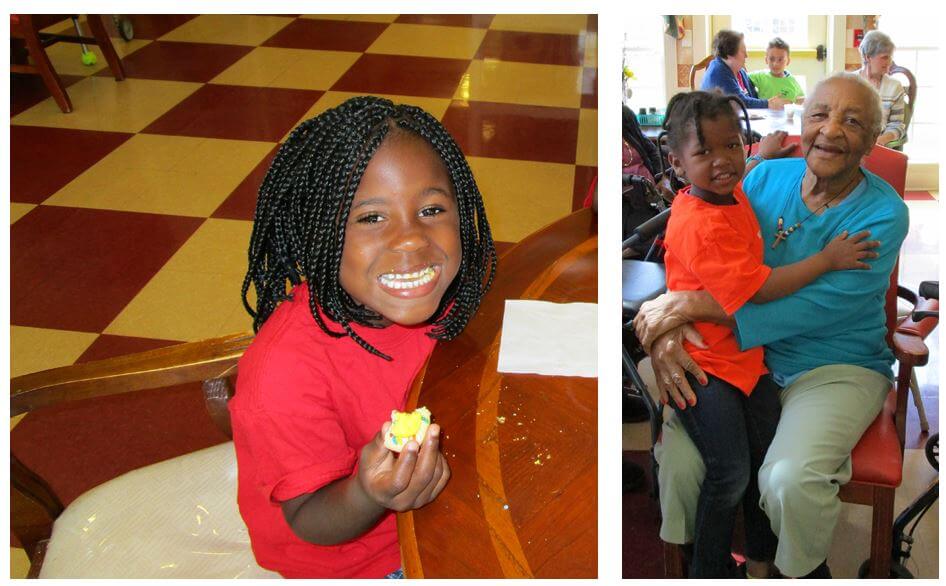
[857,560,914,579]
[926,433,938,470]
[113,15,134,41]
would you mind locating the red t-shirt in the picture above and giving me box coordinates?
[229,283,437,578]
[663,184,770,395]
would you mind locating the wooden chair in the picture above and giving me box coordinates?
[10,332,283,578]
[886,63,917,150]
[688,55,713,91]
[662,142,928,578]
[10,14,126,113]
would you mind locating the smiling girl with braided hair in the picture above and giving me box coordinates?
[230,96,496,578]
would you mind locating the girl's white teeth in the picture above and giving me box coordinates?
[379,266,436,289]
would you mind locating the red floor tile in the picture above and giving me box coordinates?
[76,334,182,363]
[11,206,204,332]
[212,144,281,220]
[11,72,84,117]
[475,30,583,66]
[441,100,580,164]
[331,54,470,98]
[581,67,598,109]
[262,18,388,52]
[107,14,197,40]
[142,84,323,142]
[95,41,253,83]
[395,14,494,28]
[572,165,597,211]
[11,126,134,204]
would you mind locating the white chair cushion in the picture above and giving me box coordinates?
[40,441,280,578]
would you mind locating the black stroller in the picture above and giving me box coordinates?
[620,102,675,495]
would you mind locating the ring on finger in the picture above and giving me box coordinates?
[671,372,683,383]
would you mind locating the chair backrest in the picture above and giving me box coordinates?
[10,332,252,560]
[689,55,714,91]
[747,137,908,343]
[888,62,916,132]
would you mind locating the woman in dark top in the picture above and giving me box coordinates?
[701,30,788,110]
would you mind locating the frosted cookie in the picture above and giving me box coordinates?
[384,407,432,453]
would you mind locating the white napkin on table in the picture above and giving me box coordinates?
[496,299,597,378]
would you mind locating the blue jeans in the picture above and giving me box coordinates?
[671,373,781,577]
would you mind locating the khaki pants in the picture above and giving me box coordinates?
[655,364,890,577]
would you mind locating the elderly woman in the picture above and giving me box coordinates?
[857,29,908,148]
[701,30,789,110]
[634,72,909,578]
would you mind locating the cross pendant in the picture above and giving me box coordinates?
[771,230,788,249]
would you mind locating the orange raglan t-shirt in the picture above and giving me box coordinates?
[663,184,770,395]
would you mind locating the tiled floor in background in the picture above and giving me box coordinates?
[623,195,940,578]
[10,13,597,577]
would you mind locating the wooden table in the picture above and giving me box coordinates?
[397,208,597,578]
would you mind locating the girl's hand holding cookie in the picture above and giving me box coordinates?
[357,422,451,512]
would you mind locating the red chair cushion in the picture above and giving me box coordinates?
[849,390,903,487]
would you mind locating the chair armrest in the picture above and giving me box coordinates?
[892,331,929,369]
[897,297,938,338]
[11,332,254,563]
[11,332,253,417]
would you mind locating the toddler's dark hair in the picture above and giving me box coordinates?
[661,90,750,154]
[768,37,790,55]
[242,96,497,359]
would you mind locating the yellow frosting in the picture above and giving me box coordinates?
[390,407,431,439]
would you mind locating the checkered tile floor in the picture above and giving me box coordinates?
[11,13,598,376]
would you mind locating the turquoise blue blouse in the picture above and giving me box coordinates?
[735,158,909,384]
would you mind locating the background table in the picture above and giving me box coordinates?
[640,105,802,141]
[397,208,597,578]
[746,106,802,136]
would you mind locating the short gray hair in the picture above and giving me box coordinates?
[859,30,895,60]
[805,72,883,136]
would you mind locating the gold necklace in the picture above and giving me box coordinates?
[771,172,861,249]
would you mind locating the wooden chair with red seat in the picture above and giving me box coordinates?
[10,14,126,113]
[661,138,927,578]
[688,55,714,91]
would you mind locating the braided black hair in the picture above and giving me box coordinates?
[661,90,752,156]
[242,96,497,360]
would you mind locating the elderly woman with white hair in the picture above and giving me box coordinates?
[633,72,909,578]
[857,29,908,148]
